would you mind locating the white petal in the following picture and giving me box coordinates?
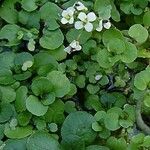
[95,75,102,81]
[68,17,74,24]
[76,45,82,51]
[64,46,72,54]
[78,12,87,21]
[76,2,88,11]
[104,21,111,29]
[62,10,68,17]
[22,65,27,71]
[96,20,103,32]
[67,7,75,13]
[61,18,68,24]
[74,21,84,30]
[84,22,93,32]
[25,61,33,68]
[87,12,97,22]
[70,40,77,48]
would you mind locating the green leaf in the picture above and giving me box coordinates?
[61,111,96,145]
[92,122,102,132]
[64,101,76,114]
[94,0,112,20]
[31,77,52,96]
[97,49,115,68]
[128,24,148,44]
[86,145,110,150]
[15,86,28,112]
[107,137,127,150]
[4,138,27,150]
[4,124,33,139]
[0,86,16,103]
[21,0,38,12]
[0,0,18,24]
[0,24,21,43]
[75,75,86,88]
[41,92,56,106]
[39,2,62,20]
[87,84,100,94]
[143,94,150,107]
[66,29,92,44]
[44,99,65,124]
[142,136,150,148]
[0,103,13,123]
[94,111,106,122]
[26,95,48,116]
[134,69,150,91]
[40,29,64,50]
[47,71,71,97]
[48,45,67,61]
[14,52,34,66]
[107,38,125,54]
[121,42,137,63]
[143,11,150,27]
[0,68,15,85]
[0,52,15,69]
[34,52,58,75]
[102,28,124,46]
[17,111,32,126]
[104,113,120,131]
[48,123,58,133]
[26,131,61,150]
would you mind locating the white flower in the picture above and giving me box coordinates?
[75,12,97,32]
[61,7,75,24]
[64,40,82,54]
[95,74,102,81]
[74,1,88,11]
[22,60,33,71]
[96,19,111,32]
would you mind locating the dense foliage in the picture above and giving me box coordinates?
[0,0,150,149]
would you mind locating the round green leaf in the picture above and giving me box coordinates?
[48,123,58,133]
[31,77,52,96]
[128,24,148,44]
[144,95,150,107]
[0,68,15,85]
[66,29,92,44]
[0,24,20,42]
[104,113,120,131]
[40,29,64,50]
[107,38,125,54]
[26,131,61,150]
[14,52,34,66]
[61,111,96,145]
[0,103,13,123]
[121,42,137,63]
[86,145,110,150]
[15,86,28,112]
[97,49,115,68]
[4,138,27,150]
[143,11,150,27]
[47,71,71,97]
[0,86,16,103]
[21,0,38,12]
[4,125,33,139]
[92,122,102,132]
[26,95,48,116]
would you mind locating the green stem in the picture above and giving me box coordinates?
[136,99,150,135]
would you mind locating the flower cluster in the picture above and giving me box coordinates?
[61,1,111,33]
[61,1,112,54]
[64,40,82,54]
